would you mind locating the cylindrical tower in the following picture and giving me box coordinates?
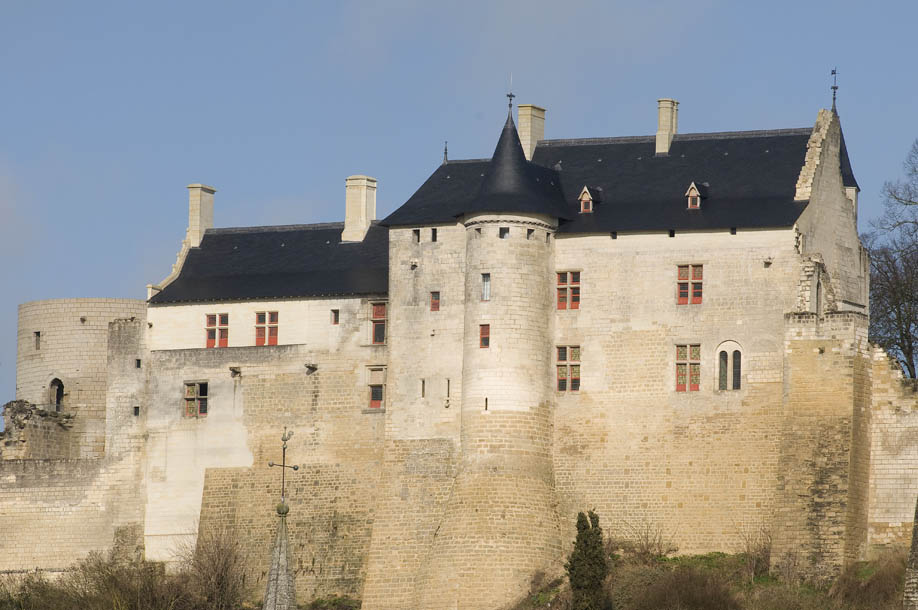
[417,109,567,609]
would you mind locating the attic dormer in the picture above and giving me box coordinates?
[684,181,709,210]
[578,185,602,214]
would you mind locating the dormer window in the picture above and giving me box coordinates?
[578,186,602,214]
[684,181,708,210]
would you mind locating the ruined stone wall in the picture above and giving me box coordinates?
[796,110,869,311]
[773,312,871,576]
[866,347,918,553]
[146,296,386,601]
[552,228,797,561]
[0,401,75,459]
[15,299,146,459]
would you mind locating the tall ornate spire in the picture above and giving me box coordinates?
[263,428,298,610]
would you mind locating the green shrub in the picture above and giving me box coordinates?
[566,511,609,610]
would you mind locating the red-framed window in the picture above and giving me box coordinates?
[368,366,386,409]
[205,314,228,348]
[255,311,278,346]
[557,345,581,392]
[557,271,581,310]
[580,195,593,213]
[677,265,703,305]
[371,303,387,344]
[479,324,490,348]
[430,291,440,312]
[184,382,208,417]
[676,344,701,392]
[688,195,700,209]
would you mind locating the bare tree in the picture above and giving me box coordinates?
[868,138,918,378]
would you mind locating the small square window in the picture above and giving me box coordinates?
[184,382,208,417]
[527,229,534,240]
[255,312,278,346]
[34,331,41,350]
[557,345,581,392]
[499,227,509,239]
[135,359,142,369]
[431,228,438,242]
[675,344,701,392]
[479,324,490,348]
[430,291,440,311]
[371,303,387,344]
[413,229,420,243]
[133,406,140,416]
[331,309,340,325]
[206,314,229,348]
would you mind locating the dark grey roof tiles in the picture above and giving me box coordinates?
[149,222,388,304]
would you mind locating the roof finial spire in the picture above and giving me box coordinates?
[507,72,515,111]
[443,140,448,164]
[831,67,839,114]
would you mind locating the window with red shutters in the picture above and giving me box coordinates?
[557,271,581,310]
[205,314,228,348]
[371,303,387,344]
[677,265,703,305]
[255,311,278,346]
[430,291,440,312]
[676,344,701,392]
[479,324,490,348]
[367,366,386,409]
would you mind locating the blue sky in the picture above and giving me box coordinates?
[1,0,917,406]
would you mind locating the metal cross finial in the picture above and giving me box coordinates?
[443,140,448,164]
[507,73,515,110]
[831,68,839,112]
[267,427,298,505]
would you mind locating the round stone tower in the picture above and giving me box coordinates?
[418,110,568,609]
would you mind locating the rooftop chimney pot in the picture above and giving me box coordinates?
[341,175,377,242]
[517,104,546,161]
[186,184,216,248]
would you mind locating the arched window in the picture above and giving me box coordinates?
[49,378,64,412]
[732,351,741,390]
[715,343,742,391]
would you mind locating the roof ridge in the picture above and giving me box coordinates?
[444,158,490,164]
[538,127,812,147]
[207,221,349,235]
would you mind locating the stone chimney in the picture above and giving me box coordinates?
[655,98,679,156]
[186,184,216,248]
[341,175,377,242]
[517,104,545,161]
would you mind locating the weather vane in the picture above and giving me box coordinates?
[831,68,838,112]
[268,427,298,507]
[507,72,515,110]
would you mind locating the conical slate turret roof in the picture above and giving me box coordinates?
[468,111,570,218]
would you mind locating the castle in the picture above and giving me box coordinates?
[3,96,918,609]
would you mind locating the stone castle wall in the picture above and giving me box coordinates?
[867,347,918,552]
[0,312,148,573]
[15,299,147,458]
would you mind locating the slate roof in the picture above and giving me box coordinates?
[384,120,859,234]
[149,222,388,304]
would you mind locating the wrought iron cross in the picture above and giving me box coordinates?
[268,427,298,504]
[831,68,839,111]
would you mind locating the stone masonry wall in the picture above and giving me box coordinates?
[772,312,870,577]
[15,299,146,459]
[552,228,798,562]
[867,347,918,553]
[147,295,386,601]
